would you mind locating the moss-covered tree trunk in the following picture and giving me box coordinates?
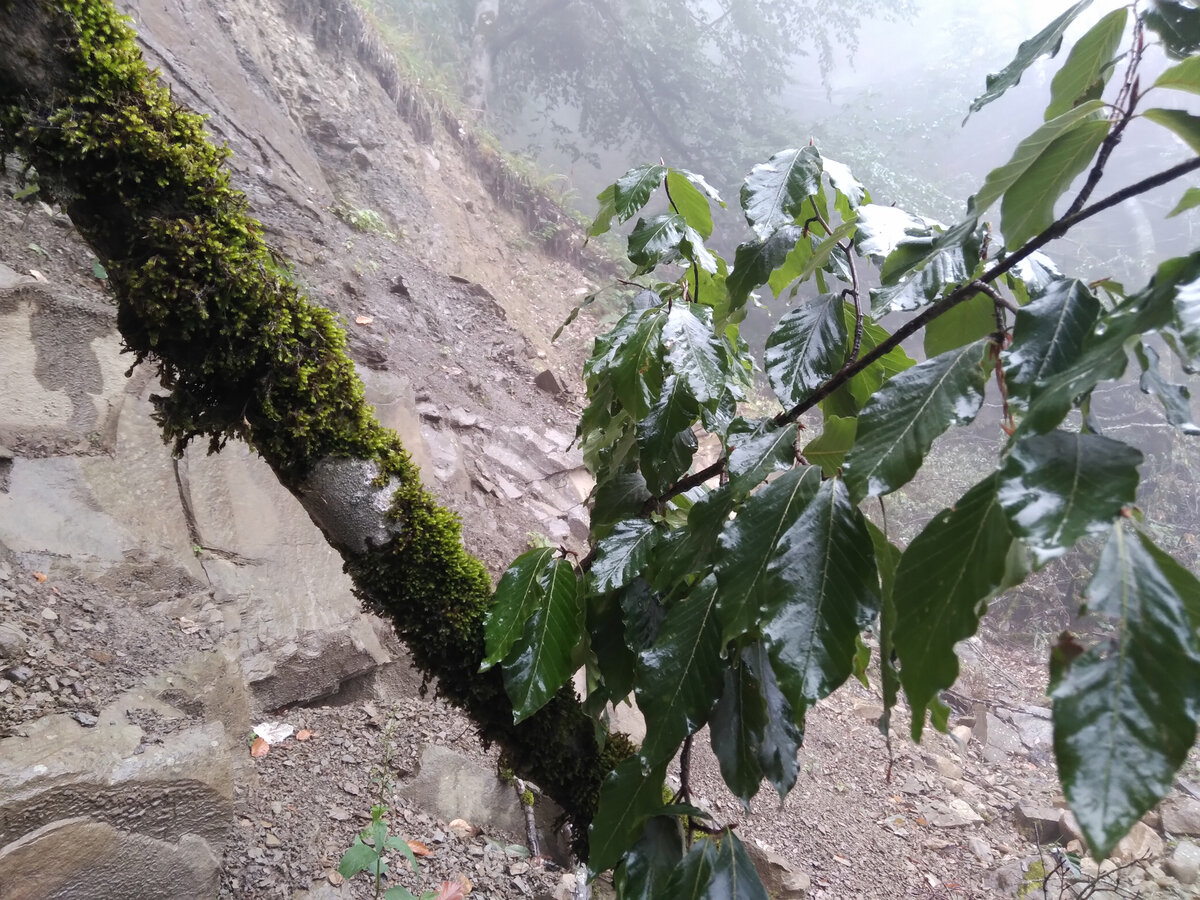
[0,0,628,849]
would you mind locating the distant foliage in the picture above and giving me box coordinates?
[484,3,1200,894]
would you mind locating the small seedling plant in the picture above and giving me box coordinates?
[338,803,433,900]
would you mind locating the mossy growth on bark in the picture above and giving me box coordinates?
[0,0,630,849]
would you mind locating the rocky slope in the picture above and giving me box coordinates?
[1,2,1200,899]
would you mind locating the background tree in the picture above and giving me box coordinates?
[4,1,1200,897]
[369,0,908,177]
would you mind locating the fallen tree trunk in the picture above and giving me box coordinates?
[0,0,629,849]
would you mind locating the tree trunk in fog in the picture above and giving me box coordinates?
[0,0,629,850]
[466,0,499,111]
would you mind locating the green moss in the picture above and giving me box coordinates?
[520,788,535,807]
[0,0,631,853]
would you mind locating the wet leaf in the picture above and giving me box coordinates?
[803,415,856,477]
[726,422,798,497]
[1146,0,1200,59]
[590,521,664,595]
[741,147,823,238]
[615,816,685,900]
[1004,278,1101,403]
[1143,107,1200,155]
[503,560,582,722]
[667,169,715,238]
[1136,343,1199,433]
[843,340,990,502]
[481,547,556,672]
[1052,524,1200,858]
[893,475,1015,739]
[665,304,727,405]
[588,756,668,875]
[1044,8,1126,120]
[615,164,667,221]
[764,293,848,407]
[998,431,1142,563]
[727,225,802,312]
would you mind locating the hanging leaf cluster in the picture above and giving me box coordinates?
[483,3,1200,893]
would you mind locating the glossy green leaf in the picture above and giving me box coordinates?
[843,340,990,502]
[1051,524,1200,859]
[1045,8,1126,120]
[866,519,903,736]
[792,220,859,287]
[710,656,768,803]
[1000,117,1109,248]
[609,309,666,419]
[822,156,868,209]
[1143,107,1200,155]
[714,467,823,645]
[803,415,857,476]
[590,521,664,595]
[637,376,700,495]
[615,816,685,900]
[973,100,1105,218]
[727,225,802,312]
[924,293,996,357]
[665,304,726,405]
[1155,54,1200,94]
[893,475,1015,739]
[1167,187,1200,218]
[966,1,1093,118]
[662,836,717,898]
[1164,254,1200,359]
[637,574,724,765]
[620,577,666,655]
[764,479,880,719]
[628,213,687,273]
[1146,0,1200,59]
[503,560,582,722]
[667,169,714,238]
[615,164,667,221]
[840,310,919,412]
[588,755,668,875]
[998,431,1142,563]
[764,293,848,407]
[1004,278,1101,403]
[741,147,823,238]
[766,238,814,296]
[592,473,652,530]
[727,422,798,497]
[481,546,557,671]
[1136,343,1199,434]
[679,225,719,274]
[855,204,936,263]
[880,215,981,288]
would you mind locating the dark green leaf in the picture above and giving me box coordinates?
[709,831,770,900]
[662,836,717,898]
[553,290,601,342]
[338,838,380,879]
[893,475,1015,739]
[998,431,1142,563]
[482,546,557,671]
[841,310,919,412]
[615,164,667,221]
[803,415,857,477]
[1143,107,1200,155]
[1045,8,1126,120]
[741,147,823,238]
[789,220,859,288]
[766,238,813,297]
[637,376,700,495]
[620,577,666,655]
[765,294,848,407]
[667,169,714,238]
[880,215,981,289]
[1167,187,1200,218]
[855,204,936,264]
[1146,0,1200,58]
[651,487,736,593]
[843,340,990,502]
[628,214,687,273]
[615,816,685,900]
[1155,54,1200,94]
[726,225,802,313]
[973,100,1106,217]
[764,479,880,719]
[588,756,668,875]
[966,1,1094,118]
[1000,117,1109,248]
[924,293,996,357]
[866,519,902,736]
[637,574,725,765]
[1052,524,1200,858]
[591,521,665,595]
[727,422,798,497]
[715,467,823,644]
[680,225,719,274]
[710,657,768,803]
[504,560,582,722]
[745,641,803,798]
[1004,278,1101,403]
[592,473,652,529]
[588,588,637,703]
[1136,343,1199,434]
[665,304,727,405]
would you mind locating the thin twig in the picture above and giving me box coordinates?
[513,777,541,859]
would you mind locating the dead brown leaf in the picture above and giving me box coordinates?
[296,728,312,741]
[250,736,270,758]
[355,315,374,325]
[32,572,47,583]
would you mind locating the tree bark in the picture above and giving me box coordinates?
[0,0,629,851]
